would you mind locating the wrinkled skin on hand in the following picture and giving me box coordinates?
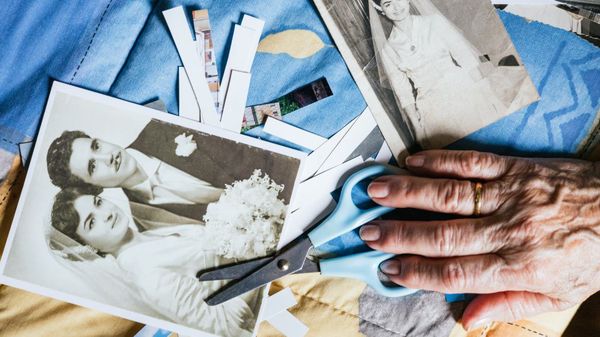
[359,150,600,330]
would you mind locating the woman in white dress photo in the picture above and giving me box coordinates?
[49,187,258,337]
[371,0,506,148]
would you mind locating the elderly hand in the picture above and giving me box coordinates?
[359,150,600,329]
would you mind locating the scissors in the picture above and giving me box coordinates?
[196,163,420,306]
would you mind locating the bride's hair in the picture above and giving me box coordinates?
[51,187,104,253]
[372,0,418,16]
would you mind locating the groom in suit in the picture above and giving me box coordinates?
[46,121,222,222]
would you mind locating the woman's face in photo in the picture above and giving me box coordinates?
[73,195,129,253]
[381,0,410,21]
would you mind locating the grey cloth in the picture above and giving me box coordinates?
[359,289,466,337]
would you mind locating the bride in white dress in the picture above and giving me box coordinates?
[371,0,506,148]
[49,188,258,337]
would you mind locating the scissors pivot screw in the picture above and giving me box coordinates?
[277,259,290,271]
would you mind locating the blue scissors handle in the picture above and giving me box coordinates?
[307,164,403,247]
[319,250,419,297]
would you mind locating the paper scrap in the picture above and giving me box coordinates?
[220,70,252,132]
[275,77,333,116]
[192,9,220,111]
[280,193,335,246]
[243,103,282,132]
[261,288,298,321]
[178,67,201,121]
[242,77,332,132]
[263,117,327,151]
[293,156,364,211]
[299,117,357,182]
[374,141,393,164]
[18,141,34,168]
[163,7,219,125]
[219,15,264,109]
[268,311,309,337]
[316,108,377,174]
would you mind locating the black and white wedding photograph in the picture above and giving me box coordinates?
[0,83,304,337]
[313,0,540,152]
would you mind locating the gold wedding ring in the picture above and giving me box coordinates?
[473,182,483,216]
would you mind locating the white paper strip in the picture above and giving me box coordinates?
[241,13,266,32]
[375,141,393,164]
[263,117,327,151]
[218,16,264,108]
[300,118,357,182]
[280,193,335,246]
[262,288,297,321]
[178,67,200,122]
[220,70,252,132]
[268,310,309,337]
[163,7,219,126]
[293,156,364,211]
[316,108,377,174]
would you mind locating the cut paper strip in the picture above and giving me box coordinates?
[261,288,297,321]
[163,7,218,126]
[192,9,220,111]
[300,117,357,182]
[280,193,335,246]
[241,13,266,32]
[316,108,377,175]
[18,141,33,168]
[263,117,327,151]
[220,70,252,132]
[268,311,309,337]
[293,156,364,211]
[219,15,264,108]
[177,67,200,121]
[374,141,393,164]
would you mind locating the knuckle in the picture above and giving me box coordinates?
[436,181,467,213]
[433,224,456,255]
[461,151,494,175]
[390,222,407,250]
[441,262,468,290]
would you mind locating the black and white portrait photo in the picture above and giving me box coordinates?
[0,83,305,337]
[313,0,539,153]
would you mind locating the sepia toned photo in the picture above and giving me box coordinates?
[313,0,540,154]
[0,83,304,337]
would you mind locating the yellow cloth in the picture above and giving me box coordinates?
[0,156,578,337]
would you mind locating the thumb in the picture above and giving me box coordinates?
[461,291,565,330]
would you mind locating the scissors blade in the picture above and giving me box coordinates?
[205,235,313,306]
[295,257,320,274]
[196,256,274,281]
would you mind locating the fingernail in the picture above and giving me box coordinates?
[368,182,389,198]
[359,225,381,241]
[406,155,425,167]
[380,260,400,275]
[467,318,491,331]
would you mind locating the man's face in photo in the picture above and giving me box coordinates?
[69,138,137,187]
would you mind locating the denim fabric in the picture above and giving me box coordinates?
[108,0,365,152]
[0,0,153,153]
